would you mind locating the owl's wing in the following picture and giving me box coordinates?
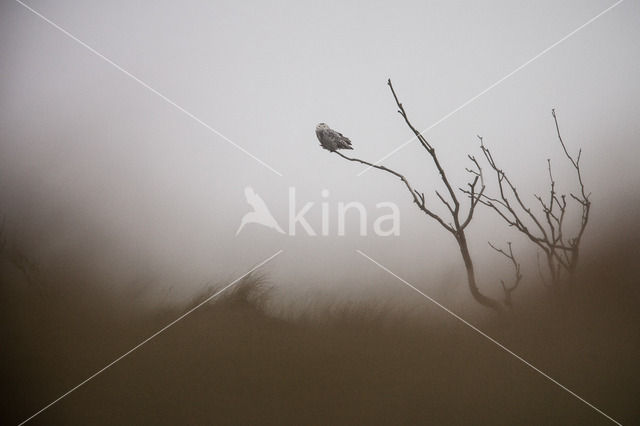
[333,130,351,146]
[336,131,352,146]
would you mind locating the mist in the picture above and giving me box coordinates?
[2,0,639,424]
[2,0,639,302]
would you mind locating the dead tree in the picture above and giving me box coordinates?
[331,79,506,314]
[473,110,591,293]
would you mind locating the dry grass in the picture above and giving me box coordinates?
[1,232,639,425]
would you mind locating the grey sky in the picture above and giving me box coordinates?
[1,0,638,306]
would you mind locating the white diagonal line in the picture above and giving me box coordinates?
[356,249,622,425]
[18,250,284,426]
[15,0,283,177]
[358,0,625,176]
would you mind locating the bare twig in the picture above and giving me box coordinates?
[489,242,522,308]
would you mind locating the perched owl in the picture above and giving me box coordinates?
[315,123,353,151]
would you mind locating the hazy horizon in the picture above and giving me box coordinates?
[2,0,639,307]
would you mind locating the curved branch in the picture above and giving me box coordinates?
[332,151,455,234]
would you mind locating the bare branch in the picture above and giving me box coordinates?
[435,190,455,215]
[388,79,460,214]
[333,151,455,234]
[489,242,522,308]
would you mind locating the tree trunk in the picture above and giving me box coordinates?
[456,231,505,314]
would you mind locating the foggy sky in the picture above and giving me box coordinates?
[1,0,639,306]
